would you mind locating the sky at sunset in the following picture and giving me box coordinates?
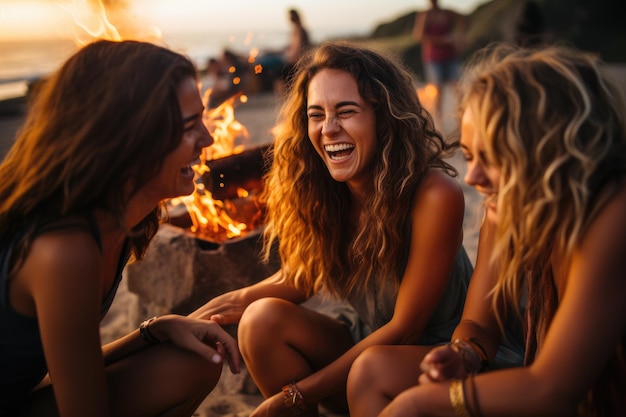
[0,0,488,41]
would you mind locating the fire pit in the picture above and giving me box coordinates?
[126,146,280,322]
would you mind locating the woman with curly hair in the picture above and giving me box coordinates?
[191,41,473,416]
[349,44,626,417]
[0,40,240,417]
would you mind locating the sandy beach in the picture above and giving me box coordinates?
[2,63,625,417]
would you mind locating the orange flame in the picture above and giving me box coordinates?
[61,0,162,45]
[60,0,121,44]
[169,92,264,243]
[416,83,438,115]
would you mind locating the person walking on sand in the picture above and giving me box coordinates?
[191,41,473,417]
[413,0,467,130]
[0,40,240,417]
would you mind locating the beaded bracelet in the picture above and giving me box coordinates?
[466,374,484,417]
[139,316,161,344]
[450,338,490,374]
[282,382,306,416]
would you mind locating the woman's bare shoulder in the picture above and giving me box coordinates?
[415,168,464,205]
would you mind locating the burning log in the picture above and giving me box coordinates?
[203,143,271,201]
[167,144,273,244]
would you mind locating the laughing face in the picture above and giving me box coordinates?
[307,68,377,196]
[143,76,213,202]
[460,105,501,223]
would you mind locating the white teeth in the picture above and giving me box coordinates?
[324,143,355,152]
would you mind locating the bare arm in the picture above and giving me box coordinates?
[102,314,242,374]
[188,269,309,323]
[413,12,426,42]
[19,232,111,417]
[419,220,505,382]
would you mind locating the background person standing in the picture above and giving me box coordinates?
[413,0,466,131]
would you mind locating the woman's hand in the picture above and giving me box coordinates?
[149,314,241,374]
[418,344,466,384]
[188,291,246,325]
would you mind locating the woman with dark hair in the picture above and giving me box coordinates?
[349,43,626,417]
[0,40,240,417]
[191,41,473,416]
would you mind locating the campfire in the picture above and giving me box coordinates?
[417,82,438,115]
[167,92,269,244]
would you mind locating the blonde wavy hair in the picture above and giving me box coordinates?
[261,41,458,298]
[459,44,626,342]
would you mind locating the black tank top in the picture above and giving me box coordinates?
[0,213,130,414]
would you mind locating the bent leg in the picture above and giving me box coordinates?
[107,343,223,417]
[347,344,432,417]
[238,297,354,408]
[25,343,222,417]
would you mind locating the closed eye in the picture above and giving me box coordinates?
[337,109,356,117]
[308,112,325,121]
[183,113,203,132]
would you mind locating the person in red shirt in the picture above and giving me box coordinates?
[413,0,467,130]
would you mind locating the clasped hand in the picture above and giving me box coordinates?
[419,343,467,384]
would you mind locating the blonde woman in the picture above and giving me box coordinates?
[349,44,626,417]
[191,41,473,416]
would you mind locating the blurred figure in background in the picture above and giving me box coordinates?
[413,0,467,131]
[254,8,312,95]
[204,49,246,108]
[277,8,312,93]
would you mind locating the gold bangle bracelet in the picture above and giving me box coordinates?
[449,379,472,417]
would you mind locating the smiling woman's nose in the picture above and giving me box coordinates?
[200,124,214,148]
[464,162,485,187]
[322,116,340,136]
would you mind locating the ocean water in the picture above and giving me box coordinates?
[0,30,290,99]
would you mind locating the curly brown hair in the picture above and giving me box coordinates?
[261,40,458,298]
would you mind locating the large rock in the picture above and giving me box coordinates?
[126,223,281,320]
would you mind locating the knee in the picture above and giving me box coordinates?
[238,297,293,354]
[348,345,389,394]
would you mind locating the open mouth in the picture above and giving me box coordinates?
[324,143,355,161]
[181,158,201,178]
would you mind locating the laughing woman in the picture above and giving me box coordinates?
[190,41,473,416]
[0,40,240,417]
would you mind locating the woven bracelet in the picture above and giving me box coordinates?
[139,316,161,344]
[282,382,306,416]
